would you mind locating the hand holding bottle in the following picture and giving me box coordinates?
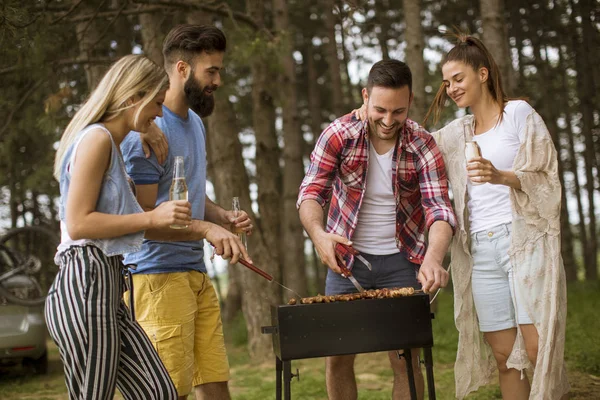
[169,156,189,228]
[231,197,249,249]
[465,141,485,186]
[149,200,192,229]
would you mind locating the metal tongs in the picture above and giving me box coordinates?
[334,243,372,293]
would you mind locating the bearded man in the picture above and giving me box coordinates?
[121,25,252,400]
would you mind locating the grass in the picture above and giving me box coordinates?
[1,282,599,399]
[563,281,600,375]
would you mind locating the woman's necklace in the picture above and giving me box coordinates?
[474,112,500,135]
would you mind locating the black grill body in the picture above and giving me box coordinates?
[262,293,437,399]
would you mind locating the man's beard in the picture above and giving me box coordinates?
[184,73,217,118]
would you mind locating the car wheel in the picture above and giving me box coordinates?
[23,350,48,375]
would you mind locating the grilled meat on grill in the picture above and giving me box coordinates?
[290,287,416,305]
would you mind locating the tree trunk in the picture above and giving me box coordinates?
[480,0,516,95]
[111,0,133,57]
[559,48,589,275]
[221,261,243,323]
[570,0,598,280]
[273,0,308,297]
[531,38,578,280]
[204,109,238,322]
[139,13,166,66]
[21,198,27,226]
[577,0,600,189]
[246,68,282,359]
[375,0,391,60]
[75,0,108,88]
[506,0,524,89]
[204,96,250,323]
[31,191,40,226]
[9,166,18,229]
[559,183,577,281]
[304,42,328,294]
[324,0,344,115]
[305,43,322,153]
[251,77,281,250]
[242,0,283,361]
[540,63,577,282]
[339,17,359,108]
[402,0,426,124]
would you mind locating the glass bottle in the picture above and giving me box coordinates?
[169,156,189,229]
[465,141,484,186]
[232,196,248,249]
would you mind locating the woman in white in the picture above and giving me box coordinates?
[424,34,569,399]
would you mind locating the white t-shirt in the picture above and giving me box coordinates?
[467,100,533,233]
[351,144,398,255]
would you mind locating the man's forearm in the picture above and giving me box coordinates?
[144,219,211,242]
[299,199,326,240]
[423,220,453,265]
[204,196,227,225]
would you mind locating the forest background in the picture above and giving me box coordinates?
[0,0,598,368]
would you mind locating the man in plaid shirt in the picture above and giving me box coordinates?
[297,59,456,400]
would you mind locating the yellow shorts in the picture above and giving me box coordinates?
[125,270,230,396]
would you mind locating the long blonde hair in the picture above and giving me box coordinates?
[53,55,168,180]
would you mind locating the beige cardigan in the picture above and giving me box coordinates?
[432,110,569,399]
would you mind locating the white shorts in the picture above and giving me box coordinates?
[470,223,532,332]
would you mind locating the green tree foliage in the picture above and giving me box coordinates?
[0,0,597,270]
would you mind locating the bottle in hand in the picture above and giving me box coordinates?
[465,140,484,186]
[232,196,248,249]
[169,156,189,229]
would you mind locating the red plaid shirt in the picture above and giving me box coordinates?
[298,113,456,269]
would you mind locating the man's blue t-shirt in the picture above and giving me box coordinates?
[121,105,207,274]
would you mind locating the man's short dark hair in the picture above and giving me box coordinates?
[366,59,412,94]
[162,24,226,68]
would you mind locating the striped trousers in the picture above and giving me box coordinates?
[45,246,177,400]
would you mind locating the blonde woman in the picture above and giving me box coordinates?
[46,55,191,400]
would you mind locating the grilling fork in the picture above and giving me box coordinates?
[335,253,366,293]
[337,243,372,271]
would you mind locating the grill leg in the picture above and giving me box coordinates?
[401,349,418,400]
[423,347,436,400]
[283,360,292,400]
[276,357,283,400]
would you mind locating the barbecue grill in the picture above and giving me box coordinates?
[262,292,436,399]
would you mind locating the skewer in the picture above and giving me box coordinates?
[237,258,273,281]
[237,258,303,299]
[209,241,304,299]
[288,286,422,305]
